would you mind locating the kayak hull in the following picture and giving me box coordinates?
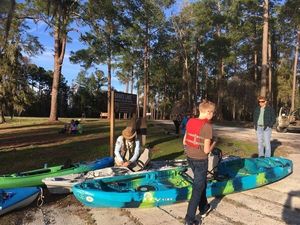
[72,157,292,208]
[0,187,40,216]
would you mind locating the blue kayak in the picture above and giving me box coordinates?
[72,157,292,208]
[0,187,40,216]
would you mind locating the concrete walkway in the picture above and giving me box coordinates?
[4,155,299,225]
[87,153,300,225]
[13,154,300,225]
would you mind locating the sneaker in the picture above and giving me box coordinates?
[184,219,201,225]
[199,204,212,218]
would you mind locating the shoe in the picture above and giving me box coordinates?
[184,219,201,225]
[199,204,212,218]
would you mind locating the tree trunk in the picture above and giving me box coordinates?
[254,50,258,82]
[143,23,149,117]
[49,23,66,122]
[0,106,5,124]
[216,1,224,120]
[260,0,269,97]
[232,100,236,121]
[131,66,134,94]
[194,38,200,113]
[107,57,111,119]
[216,59,225,120]
[291,30,300,111]
[2,0,15,51]
[107,23,113,119]
[183,57,189,104]
[268,35,272,103]
[252,22,258,82]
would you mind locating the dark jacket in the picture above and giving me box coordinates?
[253,105,276,130]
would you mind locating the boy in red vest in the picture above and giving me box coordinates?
[183,100,216,225]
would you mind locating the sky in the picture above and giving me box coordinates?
[27,1,183,92]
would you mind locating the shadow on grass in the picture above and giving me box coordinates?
[271,139,282,156]
[0,135,112,174]
[0,123,126,151]
[0,121,64,130]
[147,135,179,148]
[153,151,184,161]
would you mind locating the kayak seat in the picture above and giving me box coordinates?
[242,160,258,174]
[17,169,51,176]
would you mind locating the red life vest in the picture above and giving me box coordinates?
[185,118,208,149]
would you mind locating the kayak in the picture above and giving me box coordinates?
[72,157,292,208]
[42,167,132,194]
[42,159,189,194]
[0,157,113,188]
[0,187,40,216]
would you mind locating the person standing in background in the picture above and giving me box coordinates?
[253,96,276,157]
[180,113,190,135]
[173,114,182,135]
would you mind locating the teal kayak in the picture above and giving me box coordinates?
[72,157,292,208]
[0,157,113,188]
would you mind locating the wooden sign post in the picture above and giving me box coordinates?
[109,91,137,157]
[110,91,115,157]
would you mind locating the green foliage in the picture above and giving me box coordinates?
[0,0,45,122]
[69,70,107,117]
[1,0,299,121]
[276,59,293,105]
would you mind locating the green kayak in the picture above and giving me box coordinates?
[0,157,113,188]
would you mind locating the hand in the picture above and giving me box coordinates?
[212,136,218,143]
[123,161,131,167]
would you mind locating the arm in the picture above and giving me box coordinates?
[128,139,141,163]
[203,139,217,154]
[203,139,211,154]
[183,133,187,145]
[114,136,124,163]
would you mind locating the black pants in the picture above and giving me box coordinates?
[173,120,180,134]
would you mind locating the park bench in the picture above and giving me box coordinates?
[100,112,108,119]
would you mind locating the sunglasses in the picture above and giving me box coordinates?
[258,101,266,103]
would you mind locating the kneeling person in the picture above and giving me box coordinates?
[114,126,150,171]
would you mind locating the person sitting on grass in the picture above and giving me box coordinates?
[59,123,69,134]
[75,120,83,134]
[114,126,150,172]
[69,119,77,134]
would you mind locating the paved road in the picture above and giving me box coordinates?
[156,120,300,150]
[213,125,300,150]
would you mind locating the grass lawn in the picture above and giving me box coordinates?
[0,117,260,174]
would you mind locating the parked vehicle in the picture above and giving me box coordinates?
[276,107,300,132]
